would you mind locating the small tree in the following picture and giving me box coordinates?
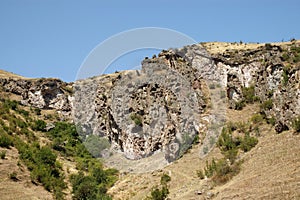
[292,116,300,133]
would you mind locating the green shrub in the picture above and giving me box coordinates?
[239,133,258,152]
[84,135,110,158]
[160,173,171,185]
[17,109,29,117]
[242,85,259,103]
[0,150,6,159]
[261,99,273,110]
[0,132,13,148]
[293,53,300,63]
[234,100,245,110]
[130,113,142,126]
[266,116,276,126]
[251,114,264,124]
[192,134,200,145]
[292,116,300,133]
[217,128,238,153]
[3,99,18,110]
[70,172,112,200]
[148,173,171,200]
[282,67,289,86]
[204,158,241,185]
[16,141,66,198]
[281,52,290,61]
[209,84,216,89]
[32,120,47,131]
[150,186,169,200]
[291,46,300,53]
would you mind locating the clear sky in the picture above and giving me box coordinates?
[1,0,300,82]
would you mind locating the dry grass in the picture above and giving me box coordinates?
[0,147,53,200]
[0,69,27,80]
[108,104,300,200]
[202,40,300,55]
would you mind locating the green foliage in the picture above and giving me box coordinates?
[3,99,18,110]
[234,100,245,110]
[218,123,258,156]
[160,173,171,185]
[204,158,241,184]
[84,135,110,158]
[242,85,259,103]
[291,46,300,53]
[0,150,6,159]
[130,113,142,126]
[17,109,29,117]
[201,122,259,184]
[293,53,300,63]
[251,114,264,124]
[0,132,13,148]
[47,122,90,158]
[47,122,117,199]
[150,186,169,200]
[32,119,47,131]
[282,66,289,86]
[148,174,171,200]
[0,97,118,199]
[266,116,276,126]
[192,134,200,145]
[217,128,238,153]
[281,52,290,61]
[260,99,273,110]
[239,133,258,152]
[70,171,113,200]
[15,139,66,199]
[292,116,300,133]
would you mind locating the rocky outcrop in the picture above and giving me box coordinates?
[212,42,300,132]
[0,78,73,116]
[2,41,299,170]
[73,47,214,164]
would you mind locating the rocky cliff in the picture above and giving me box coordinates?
[1,41,299,170]
[0,77,73,117]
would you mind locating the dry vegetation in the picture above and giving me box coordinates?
[108,103,300,200]
[1,41,300,200]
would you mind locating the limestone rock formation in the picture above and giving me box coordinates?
[211,43,300,132]
[0,78,73,116]
[1,41,299,170]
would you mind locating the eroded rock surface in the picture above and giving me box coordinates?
[0,78,73,116]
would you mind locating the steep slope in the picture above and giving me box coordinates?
[0,40,299,200]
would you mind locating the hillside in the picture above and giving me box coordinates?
[0,40,300,200]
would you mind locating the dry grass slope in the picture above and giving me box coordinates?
[108,104,300,200]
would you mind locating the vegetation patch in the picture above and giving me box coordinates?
[148,173,171,200]
[292,116,300,133]
[197,121,258,185]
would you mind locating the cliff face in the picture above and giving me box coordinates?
[73,45,215,170]
[209,42,300,132]
[1,41,299,167]
[0,78,73,116]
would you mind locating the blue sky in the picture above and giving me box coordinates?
[0,0,300,82]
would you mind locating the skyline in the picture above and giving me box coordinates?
[1,0,300,82]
